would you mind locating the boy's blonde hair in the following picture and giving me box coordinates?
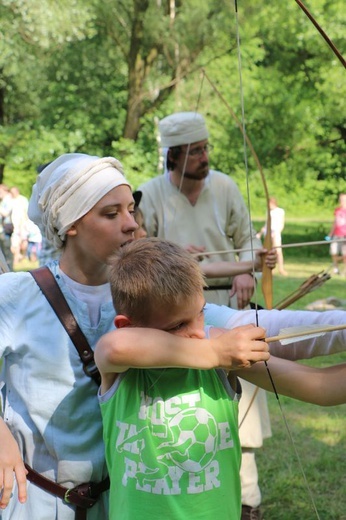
[108,237,206,325]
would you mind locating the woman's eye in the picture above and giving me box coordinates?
[105,212,118,219]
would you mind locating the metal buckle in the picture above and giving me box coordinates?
[64,488,72,503]
[83,362,101,384]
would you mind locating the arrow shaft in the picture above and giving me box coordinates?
[193,238,345,258]
[265,323,346,344]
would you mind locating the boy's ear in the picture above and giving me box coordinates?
[114,315,132,328]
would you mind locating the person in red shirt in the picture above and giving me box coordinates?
[328,193,346,275]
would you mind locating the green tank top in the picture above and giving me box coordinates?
[100,368,241,519]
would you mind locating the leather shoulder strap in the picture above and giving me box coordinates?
[30,267,100,386]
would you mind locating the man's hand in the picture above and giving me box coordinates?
[184,244,208,261]
[210,324,269,370]
[255,248,277,271]
[0,420,27,509]
[229,273,255,309]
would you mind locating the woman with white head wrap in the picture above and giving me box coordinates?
[0,153,138,520]
[2,153,346,520]
[28,153,131,249]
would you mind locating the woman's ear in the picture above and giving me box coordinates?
[114,315,132,328]
[65,224,78,237]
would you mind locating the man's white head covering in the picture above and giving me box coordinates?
[28,153,131,249]
[159,112,209,148]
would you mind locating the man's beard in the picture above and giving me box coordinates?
[182,163,209,180]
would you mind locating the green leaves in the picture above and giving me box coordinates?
[0,0,344,218]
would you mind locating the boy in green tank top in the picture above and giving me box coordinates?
[95,238,346,520]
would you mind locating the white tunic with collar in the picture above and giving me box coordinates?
[139,170,262,306]
[0,261,113,520]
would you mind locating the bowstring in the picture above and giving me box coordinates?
[232,1,321,518]
[165,73,206,234]
[233,0,258,319]
[178,71,206,193]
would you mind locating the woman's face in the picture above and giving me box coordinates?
[70,185,138,264]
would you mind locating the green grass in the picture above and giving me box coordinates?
[254,255,346,519]
[258,367,346,520]
[253,219,333,261]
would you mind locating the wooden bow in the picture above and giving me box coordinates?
[0,246,10,274]
[294,0,346,68]
[203,71,273,309]
[232,3,338,516]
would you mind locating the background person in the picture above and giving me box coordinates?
[134,190,276,276]
[9,186,29,266]
[139,111,261,310]
[257,197,287,276]
[0,183,14,270]
[138,111,269,520]
[25,219,42,263]
[327,193,346,275]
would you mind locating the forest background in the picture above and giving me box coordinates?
[0,0,345,223]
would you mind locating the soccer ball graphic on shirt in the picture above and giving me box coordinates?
[157,407,218,473]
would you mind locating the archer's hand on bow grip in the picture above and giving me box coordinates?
[261,217,273,309]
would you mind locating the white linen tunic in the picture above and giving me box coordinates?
[0,262,114,520]
[205,304,346,360]
[139,170,262,306]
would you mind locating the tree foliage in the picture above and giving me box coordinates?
[0,0,345,216]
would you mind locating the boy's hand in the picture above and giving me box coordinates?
[0,420,27,509]
[210,324,269,369]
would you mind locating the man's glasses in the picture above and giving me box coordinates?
[186,144,214,157]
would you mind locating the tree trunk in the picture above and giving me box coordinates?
[123,63,144,140]
[122,0,150,140]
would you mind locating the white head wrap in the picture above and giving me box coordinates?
[28,153,131,249]
[159,112,209,148]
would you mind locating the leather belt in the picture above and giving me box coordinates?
[25,464,109,520]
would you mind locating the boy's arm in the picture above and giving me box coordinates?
[95,325,270,374]
[0,418,27,509]
[222,308,346,360]
[236,357,346,406]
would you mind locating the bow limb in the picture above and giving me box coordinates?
[261,205,273,309]
[258,149,273,310]
[203,72,273,309]
[0,246,10,274]
[294,0,346,68]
